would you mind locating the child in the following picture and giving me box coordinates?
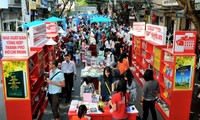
[72,105,88,120]
[75,50,81,66]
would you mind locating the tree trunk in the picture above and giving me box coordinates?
[176,0,200,39]
[59,0,69,17]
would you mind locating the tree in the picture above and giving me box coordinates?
[59,0,74,17]
[128,0,144,22]
[176,0,200,39]
[85,0,107,14]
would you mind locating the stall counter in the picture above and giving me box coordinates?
[68,100,138,120]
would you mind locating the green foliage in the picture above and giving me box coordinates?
[76,0,88,6]
[85,0,106,4]
[50,11,60,17]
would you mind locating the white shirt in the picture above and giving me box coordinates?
[105,53,115,66]
[75,53,81,60]
[105,40,111,49]
[61,60,77,74]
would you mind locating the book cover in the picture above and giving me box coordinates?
[6,70,26,98]
[175,65,192,90]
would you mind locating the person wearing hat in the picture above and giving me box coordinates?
[61,54,77,103]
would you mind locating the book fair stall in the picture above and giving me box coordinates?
[81,50,105,89]
[72,46,139,120]
[68,100,138,120]
[0,20,59,119]
[130,22,197,120]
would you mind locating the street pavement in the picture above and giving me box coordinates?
[41,62,164,120]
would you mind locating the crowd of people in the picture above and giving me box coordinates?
[45,17,160,120]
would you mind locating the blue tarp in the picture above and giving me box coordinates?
[72,18,81,27]
[23,20,44,30]
[90,17,113,23]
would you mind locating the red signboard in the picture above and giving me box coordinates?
[1,32,29,57]
[45,22,58,37]
[173,31,197,53]
[145,24,167,45]
[133,22,145,36]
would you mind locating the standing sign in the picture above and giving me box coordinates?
[29,23,47,47]
[133,22,145,36]
[173,31,197,53]
[45,22,58,37]
[1,32,29,57]
[145,24,167,45]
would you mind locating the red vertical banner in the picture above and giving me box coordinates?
[173,31,197,53]
[45,22,58,37]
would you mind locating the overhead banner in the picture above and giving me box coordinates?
[145,24,167,45]
[1,32,29,57]
[29,23,47,47]
[133,22,145,36]
[45,22,58,37]
[173,31,197,53]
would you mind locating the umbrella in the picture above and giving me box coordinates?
[90,17,113,23]
[44,17,64,22]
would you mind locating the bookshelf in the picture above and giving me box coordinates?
[131,35,196,120]
[1,43,54,119]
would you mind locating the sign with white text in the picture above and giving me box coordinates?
[1,32,29,57]
[162,0,178,6]
[173,31,197,53]
[29,23,47,47]
[45,22,58,37]
[133,22,145,36]
[145,24,167,45]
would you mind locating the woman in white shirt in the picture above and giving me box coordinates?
[105,38,115,52]
[80,76,95,98]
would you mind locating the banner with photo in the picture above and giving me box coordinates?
[174,56,195,90]
[2,61,29,99]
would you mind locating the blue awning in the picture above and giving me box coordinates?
[23,20,44,30]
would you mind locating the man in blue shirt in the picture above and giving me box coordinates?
[46,60,65,120]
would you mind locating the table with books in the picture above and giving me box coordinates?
[81,65,105,89]
[68,100,139,120]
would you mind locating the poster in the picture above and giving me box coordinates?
[173,31,197,53]
[1,32,29,57]
[174,56,195,90]
[29,0,36,10]
[135,38,141,54]
[145,24,167,45]
[154,47,161,71]
[2,61,28,99]
[133,22,145,36]
[29,23,47,47]
[45,22,58,37]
